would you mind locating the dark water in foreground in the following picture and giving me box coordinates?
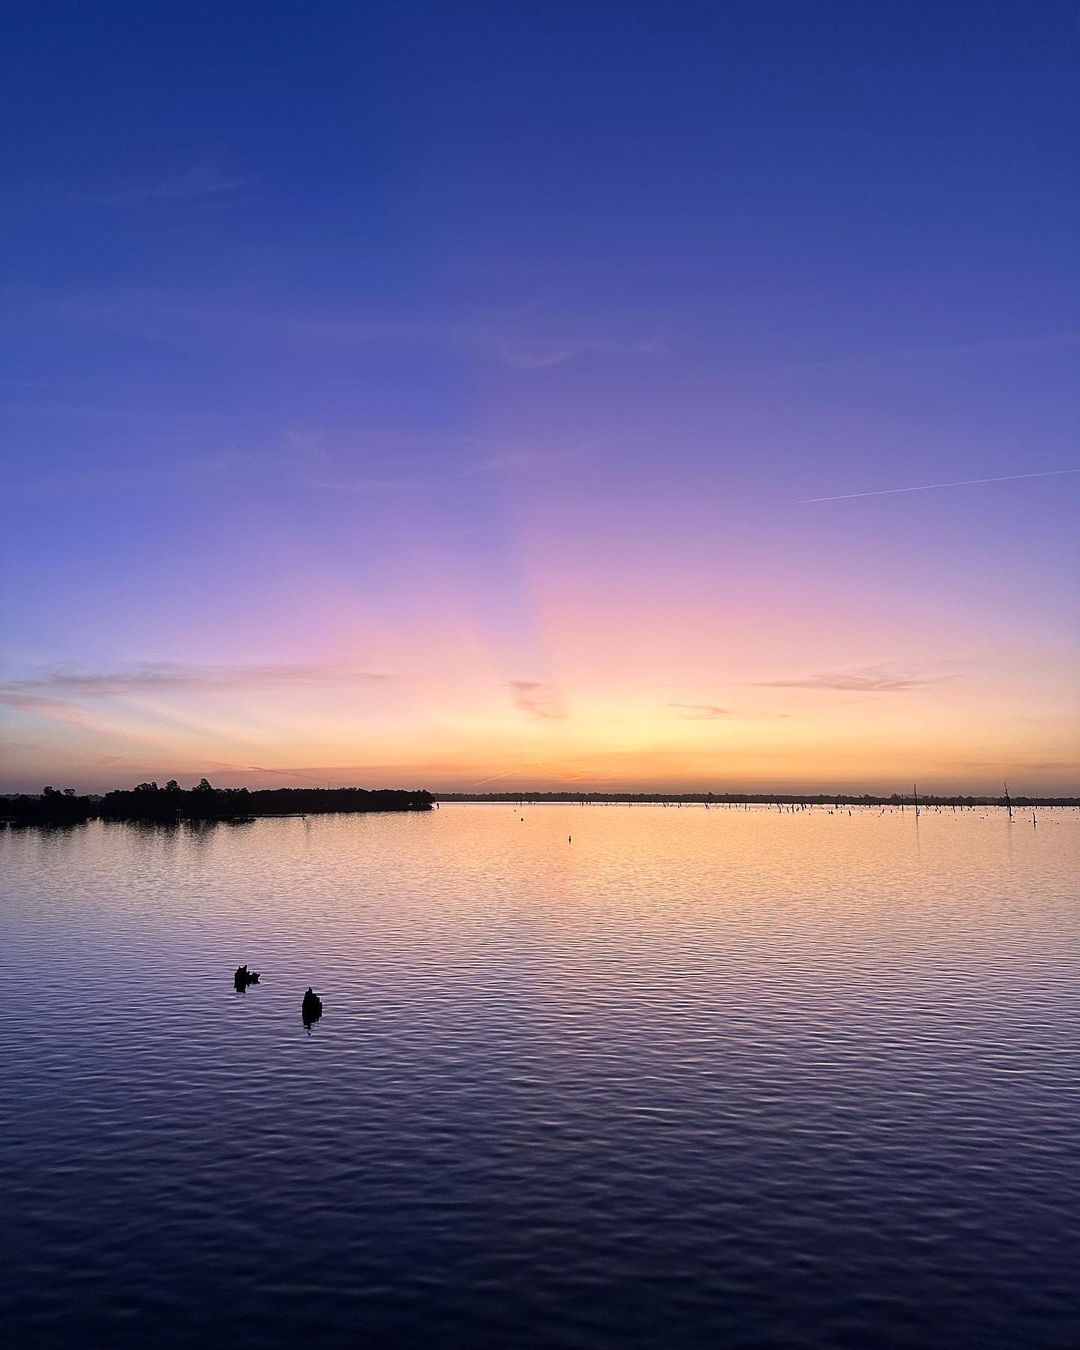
[2,804,1079,1349]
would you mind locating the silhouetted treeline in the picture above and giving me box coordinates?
[1,780,433,825]
[437,791,1080,808]
[0,786,98,827]
[5,783,1076,827]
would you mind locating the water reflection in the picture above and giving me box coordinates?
[1,805,1079,1349]
[0,818,91,837]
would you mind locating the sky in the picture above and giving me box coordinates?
[1,0,1077,795]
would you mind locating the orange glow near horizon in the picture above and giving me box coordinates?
[2,618,1075,794]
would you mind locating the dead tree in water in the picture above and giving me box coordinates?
[1003,781,1013,820]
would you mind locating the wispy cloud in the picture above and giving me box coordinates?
[299,438,575,494]
[666,702,792,721]
[498,337,665,370]
[3,444,318,500]
[0,694,103,727]
[509,680,566,720]
[466,445,573,475]
[795,467,1080,505]
[0,662,390,705]
[757,664,958,693]
[720,332,1080,384]
[6,285,659,377]
[80,160,256,208]
[264,315,664,370]
[202,762,333,784]
[4,425,577,501]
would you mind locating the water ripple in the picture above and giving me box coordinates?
[1,805,1079,1348]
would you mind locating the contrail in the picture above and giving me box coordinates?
[471,760,584,787]
[796,467,1080,505]
[471,767,530,787]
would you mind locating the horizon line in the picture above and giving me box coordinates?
[5,783,1078,804]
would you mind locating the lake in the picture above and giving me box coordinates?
[2,804,1079,1348]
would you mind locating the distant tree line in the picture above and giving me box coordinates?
[5,783,1077,827]
[0,785,97,826]
[1,780,433,826]
[436,791,1080,807]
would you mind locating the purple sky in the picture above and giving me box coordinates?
[2,2,1077,793]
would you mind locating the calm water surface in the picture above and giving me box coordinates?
[2,804,1079,1348]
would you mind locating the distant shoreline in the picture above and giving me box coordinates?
[4,783,1078,828]
[0,783,432,827]
[435,791,1080,808]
